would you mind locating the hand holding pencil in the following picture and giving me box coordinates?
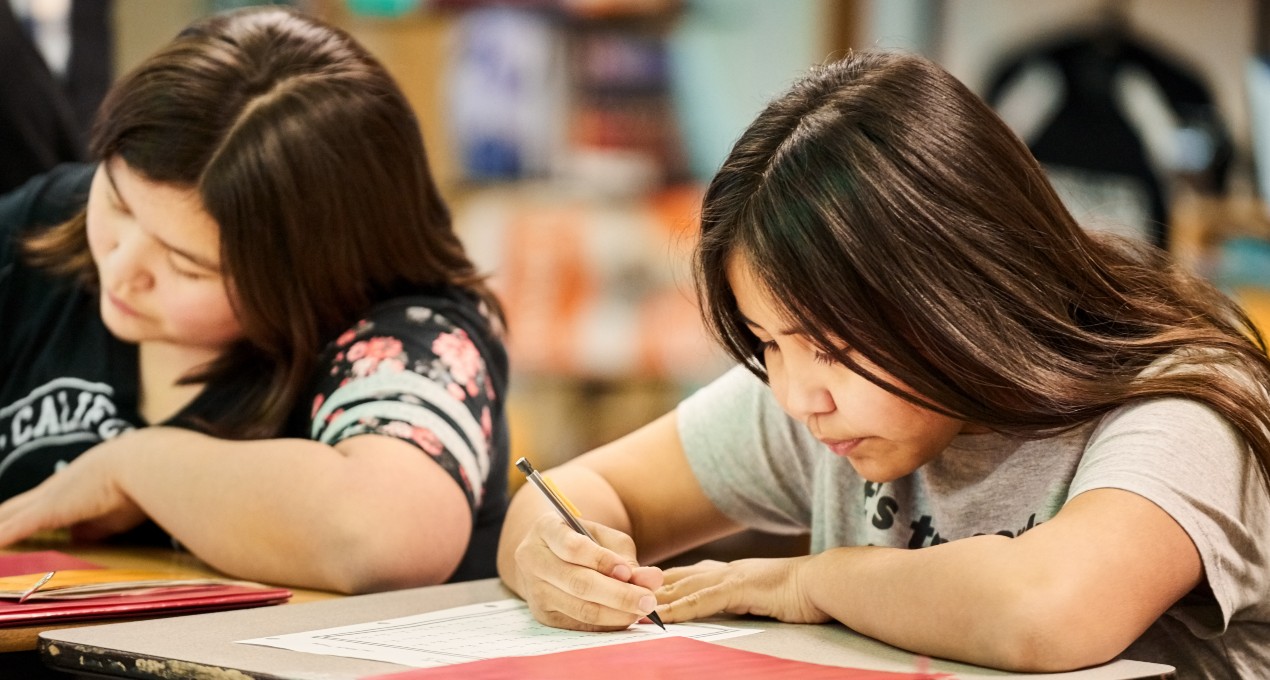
[510,457,666,632]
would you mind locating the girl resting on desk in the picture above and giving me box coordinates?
[497,50,1270,677]
[0,7,509,593]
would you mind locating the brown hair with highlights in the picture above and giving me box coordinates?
[26,6,503,438]
[695,50,1270,482]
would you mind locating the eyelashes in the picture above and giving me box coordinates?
[752,338,840,367]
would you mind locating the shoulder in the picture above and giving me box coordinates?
[1075,345,1261,480]
[676,366,822,526]
[0,163,95,235]
[1081,347,1267,455]
[1071,393,1270,637]
[322,289,508,386]
[345,290,504,351]
[0,163,95,268]
[304,288,510,510]
[1078,396,1248,483]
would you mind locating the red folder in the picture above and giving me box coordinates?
[0,550,99,575]
[0,550,291,627]
[363,637,950,680]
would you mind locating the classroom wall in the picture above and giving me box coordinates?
[112,0,205,74]
[100,0,1267,471]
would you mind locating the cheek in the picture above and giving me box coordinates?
[160,288,244,345]
[890,403,964,457]
[764,359,790,409]
[85,208,113,265]
[857,385,942,438]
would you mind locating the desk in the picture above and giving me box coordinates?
[39,578,1173,680]
[0,540,338,653]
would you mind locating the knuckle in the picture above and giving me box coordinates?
[556,531,588,561]
[680,589,705,607]
[574,598,604,624]
[591,551,620,575]
[658,580,679,599]
[607,531,637,556]
[565,569,593,599]
[527,579,554,603]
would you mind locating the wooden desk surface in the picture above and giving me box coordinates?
[0,538,338,652]
[37,577,1174,680]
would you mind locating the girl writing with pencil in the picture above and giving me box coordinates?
[497,50,1270,677]
[0,7,509,593]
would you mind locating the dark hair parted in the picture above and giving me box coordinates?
[695,50,1270,479]
[25,6,503,438]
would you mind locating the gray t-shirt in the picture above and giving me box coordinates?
[678,366,1270,679]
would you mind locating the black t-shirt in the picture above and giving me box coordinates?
[0,163,509,582]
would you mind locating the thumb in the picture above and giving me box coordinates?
[630,565,664,591]
[584,520,643,581]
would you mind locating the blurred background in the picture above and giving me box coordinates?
[5,1,1268,540]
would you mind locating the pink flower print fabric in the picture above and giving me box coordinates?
[307,301,503,512]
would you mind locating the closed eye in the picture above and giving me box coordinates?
[748,338,776,367]
[166,252,209,280]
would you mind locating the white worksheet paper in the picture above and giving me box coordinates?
[237,598,760,668]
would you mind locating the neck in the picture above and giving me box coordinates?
[137,342,220,425]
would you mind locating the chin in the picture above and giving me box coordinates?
[849,460,913,484]
[99,306,146,344]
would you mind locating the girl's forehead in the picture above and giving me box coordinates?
[725,254,767,302]
[98,158,224,270]
[726,255,808,335]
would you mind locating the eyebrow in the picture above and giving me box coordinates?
[739,314,803,338]
[103,162,221,272]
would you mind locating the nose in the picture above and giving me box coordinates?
[104,227,156,293]
[769,351,835,427]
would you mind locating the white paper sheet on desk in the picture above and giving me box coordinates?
[237,598,760,668]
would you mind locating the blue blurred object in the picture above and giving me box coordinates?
[1218,237,1270,290]
[346,0,420,18]
[446,8,562,181]
[1248,58,1270,207]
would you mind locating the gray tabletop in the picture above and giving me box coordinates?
[38,578,1174,680]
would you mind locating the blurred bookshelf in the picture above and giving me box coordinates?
[103,0,849,563]
[1171,189,1270,342]
[295,0,854,481]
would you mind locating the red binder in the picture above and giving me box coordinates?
[0,550,291,627]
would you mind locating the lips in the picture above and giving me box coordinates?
[821,438,864,457]
[106,291,140,317]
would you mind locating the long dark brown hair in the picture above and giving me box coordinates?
[25,6,503,439]
[695,50,1270,481]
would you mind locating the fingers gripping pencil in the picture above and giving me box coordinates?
[516,457,666,629]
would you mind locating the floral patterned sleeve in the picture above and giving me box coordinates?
[306,299,503,513]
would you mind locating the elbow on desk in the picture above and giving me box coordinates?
[983,590,1138,673]
[320,534,466,595]
[305,512,470,594]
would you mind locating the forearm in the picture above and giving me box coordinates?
[801,537,1120,671]
[115,428,469,593]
